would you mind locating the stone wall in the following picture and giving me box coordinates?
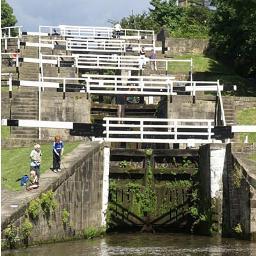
[198,144,228,235]
[41,92,91,140]
[1,92,11,119]
[166,37,209,55]
[223,146,256,240]
[168,96,216,120]
[1,142,105,247]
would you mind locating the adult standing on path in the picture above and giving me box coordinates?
[53,135,64,173]
[30,144,42,181]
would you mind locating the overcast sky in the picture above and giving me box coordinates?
[7,0,151,31]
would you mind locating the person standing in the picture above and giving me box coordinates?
[149,50,157,71]
[30,144,42,180]
[53,135,64,173]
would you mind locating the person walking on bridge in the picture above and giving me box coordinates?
[52,135,64,173]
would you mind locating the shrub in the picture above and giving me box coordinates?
[28,198,41,220]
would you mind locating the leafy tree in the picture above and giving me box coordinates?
[209,0,256,77]
[120,13,156,31]
[120,0,212,38]
[1,0,17,28]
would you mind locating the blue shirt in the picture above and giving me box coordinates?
[53,141,64,154]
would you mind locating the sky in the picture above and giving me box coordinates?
[7,0,151,31]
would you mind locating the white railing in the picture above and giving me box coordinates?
[59,25,154,40]
[74,54,141,70]
[11,74,222,96]
[66,38,127,53]
[1,26,23,38]
[102,117,215,144]
[1,26,23,51]
[216,80,226,126]
[74,54,192,73]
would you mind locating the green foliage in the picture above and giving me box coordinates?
[233,223,243,234]
[120,0,212,38]
[40,191,57,217]
[3,224,18,249]
[232,167,243,188]
[120,12,156,31]
[236,108,256,143]
[182,157,192,168]
[145,148,153,157]
[20,218,33,240]
[28,198,41,220]
[83,226,105,239]
[1,0,17,28]
[166,180,193,190]
[209,0,256,77]
[62,209,70,225]
[119,160,129,169]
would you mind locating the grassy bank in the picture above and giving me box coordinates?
[1,142,80,191]
[168,54,254,96]
[236,108,256,143]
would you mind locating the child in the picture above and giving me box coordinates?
[30,144,42,180]
[26,170,39,191]
[53,135,64,173]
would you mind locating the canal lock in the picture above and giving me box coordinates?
[107,148,206,234]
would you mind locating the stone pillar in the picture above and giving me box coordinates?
[101,146,110,226]
[199,143,227,234]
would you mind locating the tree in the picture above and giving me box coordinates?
[1,0,17,28]
[209,0,256,77]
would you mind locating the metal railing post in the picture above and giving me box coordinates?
[8,73,13,99]
[63,78,66,99]
[140,120,143,141]
[217,80,226,126]
[106,119,109,139]
[174,120,178,141]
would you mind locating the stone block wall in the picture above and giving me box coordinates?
[166,37,209,55]
[168,96,215,120]
[222,146,256,240]
[41,92,91,140]
[1,142,105,246]
[1,92,11,119]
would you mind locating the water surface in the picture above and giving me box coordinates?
[2,233,256,256]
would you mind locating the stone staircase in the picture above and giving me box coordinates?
[222,97,235,125]
[10,90,39,139]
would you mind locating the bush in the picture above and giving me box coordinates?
[28,198,41,220]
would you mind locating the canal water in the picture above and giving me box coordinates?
[2,233,256,256]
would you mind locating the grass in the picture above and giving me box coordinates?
[167,54,255,96]
[236,108,256,143]
[1,126,11,139]
[1,142,80,191]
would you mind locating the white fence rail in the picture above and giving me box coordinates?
[102,117,215,143]
[39,25,154,40]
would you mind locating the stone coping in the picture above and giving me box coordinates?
[1,141,103,229]
[232,152,256,189]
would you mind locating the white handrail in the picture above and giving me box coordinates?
[103,117,215,143]
[217,80,226,126]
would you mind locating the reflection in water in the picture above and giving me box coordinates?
[2,233,256,256]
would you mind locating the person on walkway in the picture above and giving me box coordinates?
[149,50,157,71]
[26,170,39,191]
[113,23,122,38]
[139,47,147,69]
[30,144,42,180]
[52,135,64,173]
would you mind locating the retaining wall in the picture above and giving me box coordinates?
[1,141,105,247]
